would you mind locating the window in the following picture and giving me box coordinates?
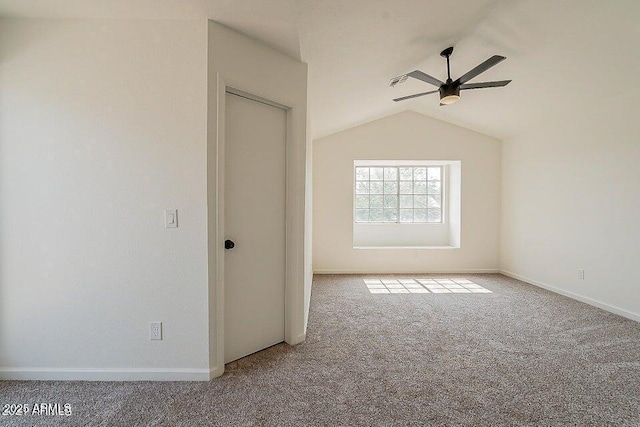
[352,160,460,249]
[354,166,443,223]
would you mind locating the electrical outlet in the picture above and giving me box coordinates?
[149,321,162,340]
[578,269,585,280]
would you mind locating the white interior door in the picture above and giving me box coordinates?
[224,92,286,363]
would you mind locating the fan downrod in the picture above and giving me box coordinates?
[440,46,454,81]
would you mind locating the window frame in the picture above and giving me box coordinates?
[353,163,447,225]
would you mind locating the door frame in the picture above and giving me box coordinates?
[209,74,305,378]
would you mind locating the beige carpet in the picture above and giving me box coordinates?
[2,274,640,426]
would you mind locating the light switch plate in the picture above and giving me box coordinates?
[165,209,178,228]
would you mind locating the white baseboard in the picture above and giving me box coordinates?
[0,367,211,381]
[500,270,640,323]
[314,269,500,275]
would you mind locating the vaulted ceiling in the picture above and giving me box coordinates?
[1,0,638,139]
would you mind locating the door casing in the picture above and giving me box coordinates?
[208,74,305,378]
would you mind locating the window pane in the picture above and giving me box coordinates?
[427,167,441,180]
[384,167,397,180]
[370,181,383,194]
[384,181,398,194]
[399,195,413,208]
[399,167,413,180]
[356,181,369,194]
[399,209,413,223]
[383,208,398,222]
[355,195,369,208]
[355,209,369,222]
[354,164,445,225]
[428,209,442,223]
[355,167,369,181]
[414,195,427,208]
[399,181,413,194]
[370,195,383,208]
[427,181,441,194]
[414,167,427,180]
[413,181,427,194]
[370,208,384,222]
[414,209,427,222]
[384,195,397,208]
[370,167,384,180]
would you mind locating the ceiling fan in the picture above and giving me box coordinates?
[390,46,511,105]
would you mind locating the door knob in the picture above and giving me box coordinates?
[225,239,235,250]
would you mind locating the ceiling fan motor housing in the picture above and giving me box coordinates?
[439,83,460,101]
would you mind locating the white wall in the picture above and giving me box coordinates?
[501,96,640,322]
[313,111,501,273]
[207,22,310,376]
[0,18,210,380]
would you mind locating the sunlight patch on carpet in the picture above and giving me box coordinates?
[363,278,492,294]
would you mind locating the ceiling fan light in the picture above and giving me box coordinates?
[439,83,460,105]
[440,94,460,105]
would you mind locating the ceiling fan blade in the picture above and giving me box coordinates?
[393,90,439,102]
[407,70,445,87]
[455,55,506,84]
[460,80,512,90]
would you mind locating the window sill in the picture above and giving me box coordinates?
[354,222,446,225]
[353,245,460,250]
